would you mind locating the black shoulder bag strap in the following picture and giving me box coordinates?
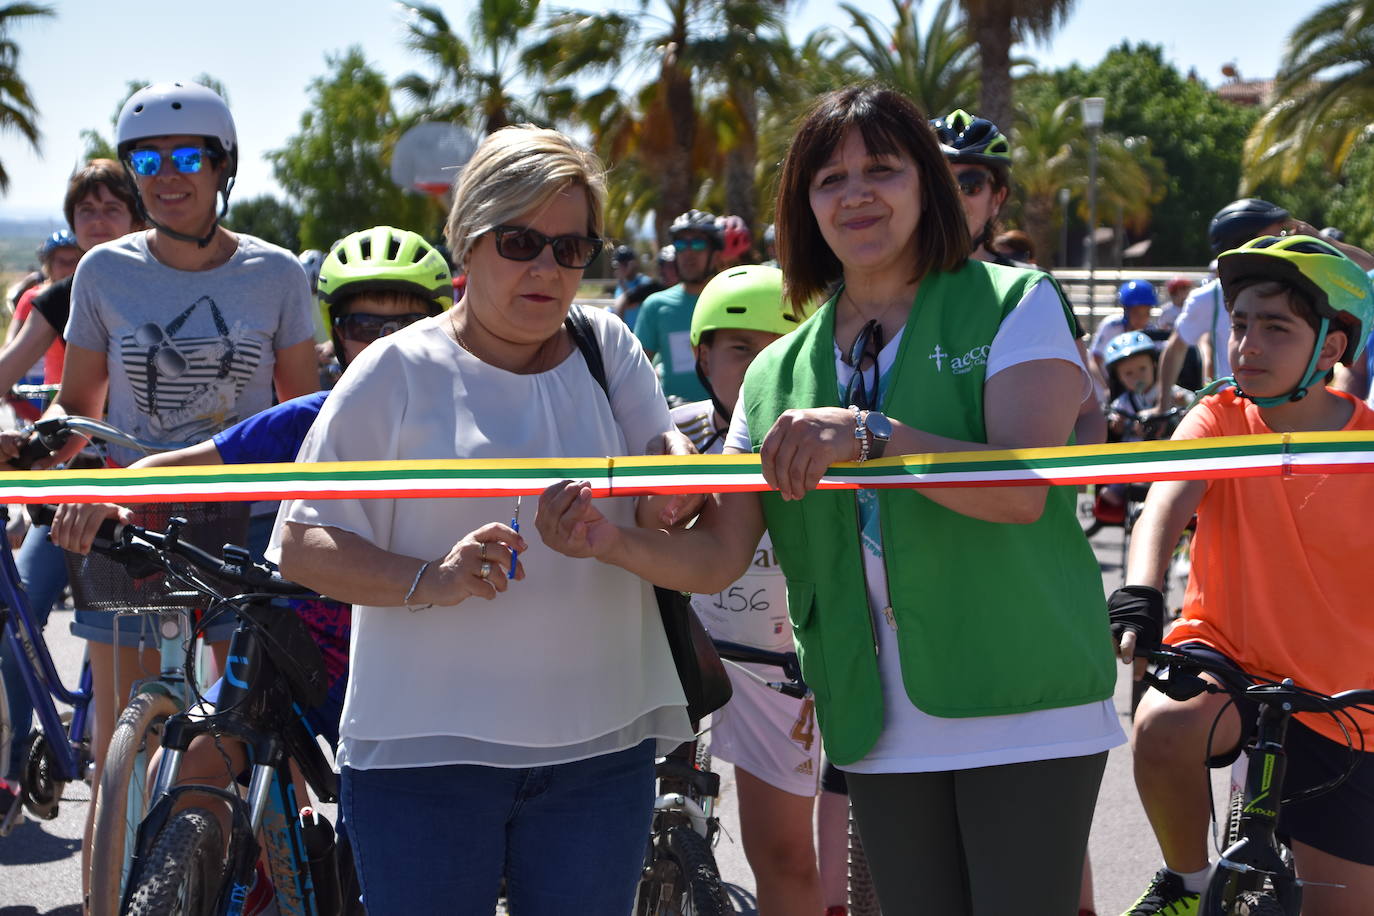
[561,305,731,731]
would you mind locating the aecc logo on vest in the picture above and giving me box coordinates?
[929,344,991,375]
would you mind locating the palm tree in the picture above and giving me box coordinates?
[1241,0,1374,191]
[832,0,979,119]
[957,0,1077,132]
[0,2,54,192]
[395,0,546,135]
[1010,94,1164,265]
[524,0,788,244]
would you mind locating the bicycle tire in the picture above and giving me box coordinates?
[124,807,224,916]
[0,659,10,779]
[635,824,730,916]
[847,802,881,916]
[89,690,182,916]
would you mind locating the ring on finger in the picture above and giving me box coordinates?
[478,561,492,579]
[480,542,487,560]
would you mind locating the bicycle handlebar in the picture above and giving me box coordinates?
[6,415,197,470]
[712,639,807,699]
[27,504,312,599]
[1146,646,1374,715]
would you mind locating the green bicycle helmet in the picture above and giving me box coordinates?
[316,226,453,336]
[930,109,1011,168]
[690,265,809,347]
[1216,234,1374,404]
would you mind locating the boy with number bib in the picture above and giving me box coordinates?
[1112,236,1374,916]
[671,265,848,916]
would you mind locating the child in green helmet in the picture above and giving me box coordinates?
[40,227,450,910]
[671,265,850,916]
[1112,235,1374,916]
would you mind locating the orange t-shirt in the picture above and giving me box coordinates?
[1166,388,1374,745]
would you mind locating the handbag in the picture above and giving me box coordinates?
[563,305,733,729]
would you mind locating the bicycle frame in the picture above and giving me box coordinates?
[1207,703,1302,915]
[0,506,93,809]
[122,608,339,916]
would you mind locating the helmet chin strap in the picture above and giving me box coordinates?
[694,362,733,451]
[133,176,234,250]
[1225,316,1331,408]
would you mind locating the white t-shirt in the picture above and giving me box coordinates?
[727,278,1124,773]
[1174,278,1230,379]
[272,308,693,770]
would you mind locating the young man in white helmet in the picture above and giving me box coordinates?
[0,80,319,905]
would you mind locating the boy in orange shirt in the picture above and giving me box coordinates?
[1111,235,1374,916]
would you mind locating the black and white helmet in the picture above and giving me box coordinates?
[669,209,723,249]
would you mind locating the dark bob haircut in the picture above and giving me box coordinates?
[775,86,970,312]
[64,159,143,234]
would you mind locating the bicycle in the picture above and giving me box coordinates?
[634,640,808,916]
[5,414,244,915]
[1143,645,1374,915]
[53,506,356,916]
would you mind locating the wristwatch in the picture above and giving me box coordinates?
[865,410,893,459]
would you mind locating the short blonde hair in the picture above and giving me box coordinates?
[444,126,607,267]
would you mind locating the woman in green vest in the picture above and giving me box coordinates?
[538,85,1122,916]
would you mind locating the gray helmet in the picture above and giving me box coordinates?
[116,81,237,184]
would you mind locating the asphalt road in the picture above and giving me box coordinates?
[0,518,1223,915]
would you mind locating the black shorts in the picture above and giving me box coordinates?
[1175,644,1374,866]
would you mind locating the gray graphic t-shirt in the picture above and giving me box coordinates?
[66,232,314,466]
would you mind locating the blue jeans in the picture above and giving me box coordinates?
[1,525,69,779]
[341,740,656,914]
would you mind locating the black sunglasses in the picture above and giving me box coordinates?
[491,225,604,270]
[334,312,430,343]
[844,319,885,411]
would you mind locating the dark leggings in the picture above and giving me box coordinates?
[846,751,1108,916]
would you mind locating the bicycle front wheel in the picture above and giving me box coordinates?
[124,807,224,916]
[635,824,730,916]
[89,690,182,916]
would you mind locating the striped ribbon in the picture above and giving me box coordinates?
[1,432,1372,504]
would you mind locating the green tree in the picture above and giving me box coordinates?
[269,47,441,251]
[1031,44,1257,264]
[226,195,301,251]
[959,0,1077,131]
[395,0,545,134]
[1242,0,1374,190]
[833,0,978,118]
[0,2,54,191]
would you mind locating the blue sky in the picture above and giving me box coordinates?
[1,0,1311,222]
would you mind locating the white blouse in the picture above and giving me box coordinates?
[271,308,693,770]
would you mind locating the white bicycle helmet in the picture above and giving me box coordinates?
[116,81,238,247]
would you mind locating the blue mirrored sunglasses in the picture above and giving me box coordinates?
[127,146,211,177]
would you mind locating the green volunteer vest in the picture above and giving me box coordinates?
[741,260,1114,765]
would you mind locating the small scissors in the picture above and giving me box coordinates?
[508,495,521,579]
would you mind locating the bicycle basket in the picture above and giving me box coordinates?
[63,500,252,613]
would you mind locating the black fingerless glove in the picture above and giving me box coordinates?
[1107,585,1165,657]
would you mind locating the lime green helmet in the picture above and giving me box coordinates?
[690,265,811,347]
[316,226,453,337]
[1217,234,1374,404]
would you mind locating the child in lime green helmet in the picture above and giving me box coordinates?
[41,228,450,901]
[671,265,851,915]
[1112,235,1374,916]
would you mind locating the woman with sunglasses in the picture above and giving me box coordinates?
[0,80,318,904]
[274,126,698,914]
[538,86,1122,916]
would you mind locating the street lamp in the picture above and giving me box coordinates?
[1082,97,1106,311]
[1059,187,1071,268]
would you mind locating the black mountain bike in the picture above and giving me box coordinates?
[1145,646,1374,916]
[634,640,808,916]
[44,508,360,916]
